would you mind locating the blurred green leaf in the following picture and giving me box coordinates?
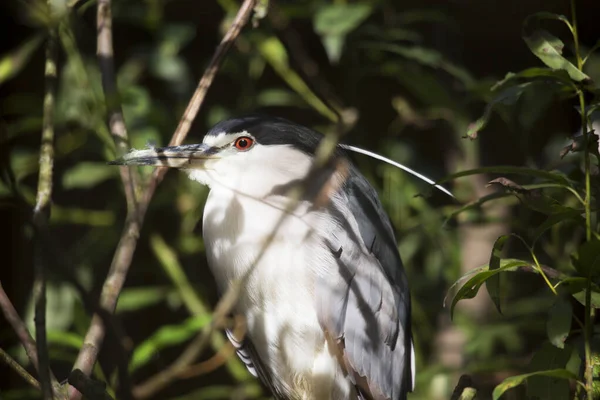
[256,88,305,107]
[314,3,373,63]
[438,166,571,186]
[546,297,572,349]
[0,35,44,85]
[257,36,337,121]
[486,235,510,314]
[366,42,475,87]
[47,330,84,350]
[129,315,211,373]
[116,287,172,313]
[523,29,590,82]
[493,369,580,400]
[62,162,118,189]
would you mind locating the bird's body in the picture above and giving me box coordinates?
[113,116,415,400]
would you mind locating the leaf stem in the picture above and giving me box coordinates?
[570,1,594,398]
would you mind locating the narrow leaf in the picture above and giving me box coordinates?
[450,260,529,319]
[0,35,44,85]
[492,369,579,400]
[129,315,211,373]
[487,235,511,314]
[546,297,572,348]
[437,166,571,187]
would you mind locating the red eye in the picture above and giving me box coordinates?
[234,136,254,151]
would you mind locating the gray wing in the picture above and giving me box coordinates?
[316,164,414,400]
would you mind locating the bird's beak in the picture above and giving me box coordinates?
[108,144,217,168]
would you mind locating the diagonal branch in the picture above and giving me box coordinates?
[70,0,257,398]
[0,347,41,391]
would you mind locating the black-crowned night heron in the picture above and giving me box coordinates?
[111,115,431,400]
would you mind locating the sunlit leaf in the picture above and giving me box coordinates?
[546,297,572,349]
[493,369,580,400]
[523,29,590,82]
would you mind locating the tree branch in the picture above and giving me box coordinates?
[32,14,61,399]
[0,347,41,391]
[70,0,257,398]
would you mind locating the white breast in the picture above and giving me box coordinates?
[202,187,354,399]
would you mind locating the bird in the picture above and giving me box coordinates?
[111,115,418,400]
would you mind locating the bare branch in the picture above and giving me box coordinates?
[68,369,115,400]
[0,347,41,391]
[70,0,257,398]
[32,16,60,399]
[0,282,61,396]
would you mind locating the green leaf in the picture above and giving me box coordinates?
[533,210,583,242]
[437,166,571,187]
[116,287,171,313]
[129,315,211,373]
[527,343,573,399]
[62,162,118,189]
[523,29,590,82]
[572,238,600,278]
[450,259,530,318]
[314,4,373,63]
[257,36,337,121]
[486,235,511,314]
[546,297,572,349]
[491,68,574,92]
[0,35,44,85]
[466,83,530,139]
[365,43,475,87]
[493,369,579,400]
[571,290,600,309]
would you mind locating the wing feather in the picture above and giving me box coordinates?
[317,165,414,400]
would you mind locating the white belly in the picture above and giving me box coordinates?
[203,189,354,399]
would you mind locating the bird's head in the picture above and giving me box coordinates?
[110,115,334,197]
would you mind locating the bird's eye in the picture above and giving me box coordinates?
[233,136,254,151]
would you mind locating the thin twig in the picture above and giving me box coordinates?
[0,282,60,395]
[69,1,140,398]
[0,283,40,375]
[70,0,257,398]
[0,347,41,391]
[32,16,59,400]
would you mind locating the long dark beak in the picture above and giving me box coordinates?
[109,144,217,168]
